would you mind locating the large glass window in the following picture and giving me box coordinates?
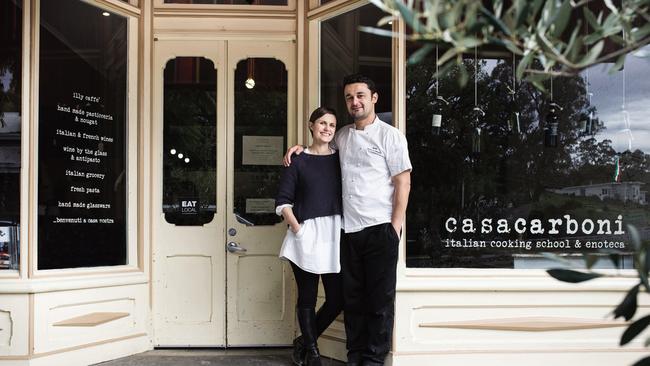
[37,0,129,270]
[405,43,649,269]
[163,57,217,226]
[320,4,392,126]
[0,0,22,270]
[233,58,287,226]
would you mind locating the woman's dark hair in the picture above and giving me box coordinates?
[309,106,337,123]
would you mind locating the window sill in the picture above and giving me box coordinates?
[398,267,638,292]
[0,270,148,294]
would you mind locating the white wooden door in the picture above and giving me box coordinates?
[225,40,296,346]
[152,40,228,346]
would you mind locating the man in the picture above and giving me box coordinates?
[285,74,411,366]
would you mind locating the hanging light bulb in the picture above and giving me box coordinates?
[471,46,483,155]
[472,126,482,154]
[472,107,485,155]
[544,102,561,148]
[245,58,255,89]
[430,45,447,137]
[579,119,588,136]
[431,114,442,136]
[431,96,449,136]
[507,53,521,136]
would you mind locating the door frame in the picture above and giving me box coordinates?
[151,38,297,347]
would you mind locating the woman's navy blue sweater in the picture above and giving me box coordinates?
[275,152,342,223]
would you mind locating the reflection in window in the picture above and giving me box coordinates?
[405,44,648,269]
[234,58,287,226]
[38,0,128,269]
[320,4,392,126]
[164,0,287,4]
[0,0,21,270]
[163,57,217,226]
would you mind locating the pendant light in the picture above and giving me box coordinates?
[431,43,449,136]
[544,76,562,148]
[472,46,485,155]
[620,59,633,151]
[508,53,520,135]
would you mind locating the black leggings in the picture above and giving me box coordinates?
[290,262,344,336]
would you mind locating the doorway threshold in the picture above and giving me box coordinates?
[93,348,345,365]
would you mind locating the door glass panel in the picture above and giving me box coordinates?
[163,57,217,226]
[0,0,22,270]
[233,58,287,226]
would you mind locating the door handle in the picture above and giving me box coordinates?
[226,241,247,254]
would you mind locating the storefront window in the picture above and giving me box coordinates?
[0,0,22,270]
[163,57,217,226]
[320,4,392,126]
[37,0,129,269]
[405,44,649,269]
[233,58,287,226]
[163,0,287,5]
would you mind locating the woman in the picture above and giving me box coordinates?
[276,106,343,366]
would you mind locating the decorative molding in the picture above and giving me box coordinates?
[0,309,13,346]
[420,316,628,332]
[53,312,129,327]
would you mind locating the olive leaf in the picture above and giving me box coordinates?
[546,268,604,283]
[364,0,650,92]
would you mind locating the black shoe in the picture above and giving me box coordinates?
[303,346,322,366]
[346,352,361,366]
[292,335,305,366]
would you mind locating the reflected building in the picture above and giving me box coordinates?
[549,181,647,205]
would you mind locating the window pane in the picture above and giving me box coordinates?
[38,0,128,269]
[163,57,217,226]
[233,58,287,226]
[320,4,392,126]
[0,0,22,270]
[405,44,648,269]
[164,0,287,5]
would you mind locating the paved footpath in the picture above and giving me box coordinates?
[94,349,345,366]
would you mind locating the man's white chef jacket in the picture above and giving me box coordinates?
[334,116,412,233]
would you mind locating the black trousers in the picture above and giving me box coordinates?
[341,223,399,365]
[290,262,344,337]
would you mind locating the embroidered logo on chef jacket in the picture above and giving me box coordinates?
[367,146,383,157]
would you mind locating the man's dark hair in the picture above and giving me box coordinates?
[343,74,377,95]
[308,106,337,123]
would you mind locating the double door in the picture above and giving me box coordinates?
[152,40,296,346]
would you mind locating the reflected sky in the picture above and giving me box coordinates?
[484,47,650,153]
[585,45,650,153]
